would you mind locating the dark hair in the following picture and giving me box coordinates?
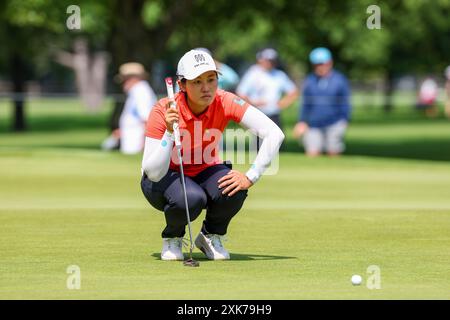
[178,72,219,83]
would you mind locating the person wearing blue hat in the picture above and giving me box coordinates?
[293,47,352,156]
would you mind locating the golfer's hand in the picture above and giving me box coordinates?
[218,170,253,197]
[165,100,179,133]
[293,122,308,139]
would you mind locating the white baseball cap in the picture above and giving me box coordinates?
[176,49,220,80]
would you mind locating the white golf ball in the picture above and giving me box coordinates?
[351,274,362,286]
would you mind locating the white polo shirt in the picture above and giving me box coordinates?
[237,65,296,116]
[119,80,157,154]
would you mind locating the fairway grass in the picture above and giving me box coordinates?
[1,149,450,299]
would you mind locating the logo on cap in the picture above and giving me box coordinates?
[177,49,219,80]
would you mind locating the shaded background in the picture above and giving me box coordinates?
[0,0,449,160]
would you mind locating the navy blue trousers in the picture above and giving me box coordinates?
[141,164,248,238]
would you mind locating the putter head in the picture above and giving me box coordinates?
[183,258,200,267]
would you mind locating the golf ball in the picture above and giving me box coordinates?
[351,275,362,286]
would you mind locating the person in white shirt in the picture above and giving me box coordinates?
[236,48,299,135]
[102,63,157,154]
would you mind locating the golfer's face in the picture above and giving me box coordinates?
[185,71,218,107]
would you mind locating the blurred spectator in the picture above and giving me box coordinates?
[236,48,299,140]
[293,47,351,157]
[101,62,157,154]
[445,66,450,119]
[195,47,240,91]
[416,77,439,118]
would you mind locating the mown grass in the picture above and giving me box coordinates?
[1,96,450,299]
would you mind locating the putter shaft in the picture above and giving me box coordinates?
[165,77,199,267]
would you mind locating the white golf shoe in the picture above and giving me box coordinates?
[195,232,230,260]
[161,237,184,261]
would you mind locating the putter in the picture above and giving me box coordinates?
[165,77,199,268]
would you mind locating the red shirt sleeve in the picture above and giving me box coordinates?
[220,91,250,123]
[145,99,167,139]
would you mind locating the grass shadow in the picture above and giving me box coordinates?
[3,100,450,162]
[229,253,297,261]
[151,252,297,262]
[27,115,107,132]
[282,137,450,162]
[345,139,450,162]
[0,115,109,134]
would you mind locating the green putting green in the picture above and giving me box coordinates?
[1,98,450,299]
[1,150,450,299]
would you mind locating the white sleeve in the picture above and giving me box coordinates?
[135,87,157,122]
[141,131,174,182]
[236,68,254,97]
[282,72,297,93]
[239,106,285,183]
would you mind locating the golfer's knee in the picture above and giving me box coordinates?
[217,189,248,206]
[170,189,207,215]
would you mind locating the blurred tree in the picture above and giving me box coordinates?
[1,0,449,132]
[378,0,450,112]
[105,0,196,132]
[0,0,110,130]
[56,38,110,112]
[262,0,449,112]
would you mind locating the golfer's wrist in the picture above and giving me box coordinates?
[164,130,175,141]
[245,176,254,187]
[245,168,259,184]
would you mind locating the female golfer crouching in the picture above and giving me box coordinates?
[141,49,284,261]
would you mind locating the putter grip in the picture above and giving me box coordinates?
[164,77,181,147]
